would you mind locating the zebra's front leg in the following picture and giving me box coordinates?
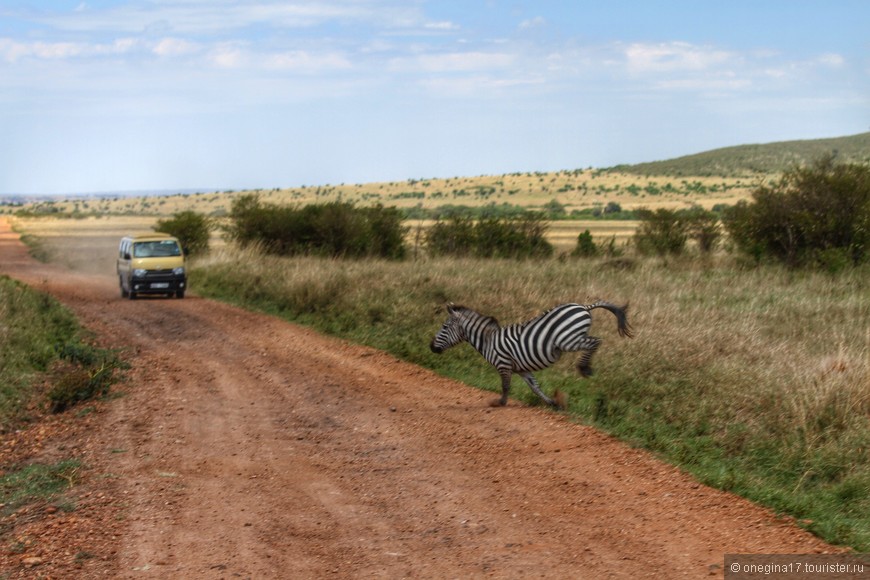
[575,336,602,378]
[520,372,557,408]
[489,369,513,407]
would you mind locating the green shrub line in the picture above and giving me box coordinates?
[425,214,554,259]
[192,253,870,551]
[224,194,407,259]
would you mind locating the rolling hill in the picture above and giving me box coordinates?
[610,131,870,177]
[5,132,869,218]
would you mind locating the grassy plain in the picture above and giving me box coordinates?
[190,248,870,551]
[13,214,637,259]
[6,146,869,551]
[10,216,162,274]
[9,169,755,219]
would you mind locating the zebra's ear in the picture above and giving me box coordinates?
[446,302,459,314]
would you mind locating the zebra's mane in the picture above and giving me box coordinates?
[513,304,565,330]
[452,305,500,330]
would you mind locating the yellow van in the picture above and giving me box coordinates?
[117,233,187,299]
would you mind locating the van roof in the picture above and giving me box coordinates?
[122,233,180,242]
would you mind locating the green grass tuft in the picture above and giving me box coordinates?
[0,459,82,514]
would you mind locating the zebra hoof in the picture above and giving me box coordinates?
[553,390,568,410]
[579,365,594,378]
[489,398,507,407]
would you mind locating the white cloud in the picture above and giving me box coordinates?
[264,50,352,72]
[624,41,734,73]
[655,77,751,92]
[0,37,139,62]
[419,74,543,97]
[814,53,845,68]
[519,16,546,30]
[424,20,460,32]
[390,51,515,74]
[35,1,423,35]
[0,39,33,62]
[152,37,199,57]
[210,42,247,68]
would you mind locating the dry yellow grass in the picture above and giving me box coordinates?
[13,214,635,261]
[13,170,756,218]
[8,168,757,258]
[10,216,152,274]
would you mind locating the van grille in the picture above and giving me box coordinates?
[142,269,175,278]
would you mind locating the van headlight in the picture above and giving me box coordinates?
[133,268,147,278]
[173,267,185,276]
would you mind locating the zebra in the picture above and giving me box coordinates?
[430,301,632,408]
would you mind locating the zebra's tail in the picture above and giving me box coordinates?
[586,301,633,338]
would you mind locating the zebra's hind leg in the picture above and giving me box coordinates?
[520,372,558,408]
[575,336,602,378]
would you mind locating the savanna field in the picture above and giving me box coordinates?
[189,250,870,550]
[8,215,870,551]
[4,136,870,551]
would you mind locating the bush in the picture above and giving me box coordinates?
[224,195,407,259]
[634,206,721,256]
[426,214,554,259]
[572,229,598,257]
[425,216,475,257]
[684,206,721,254]
[154,210,212,256]
[634,208,690,256]
[724,157,870,267]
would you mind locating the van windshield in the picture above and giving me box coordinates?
[133,240,182,258]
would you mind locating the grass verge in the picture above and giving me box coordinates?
[0,275,127,427]
[0,275,127,526]
[192,247,870,551]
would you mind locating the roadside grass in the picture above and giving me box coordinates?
[16,234,51,263]
[0,275,80,429]
[192,247,870,551]
[0,276,126,516]
[0,276,127,428]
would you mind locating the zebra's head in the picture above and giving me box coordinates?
[430,304,467,354]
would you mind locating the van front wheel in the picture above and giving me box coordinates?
[120,277,129,298]
[176,289,185,299]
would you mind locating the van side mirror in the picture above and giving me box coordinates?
[124,252,131,260]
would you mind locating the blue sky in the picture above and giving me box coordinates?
[1,1,868,194]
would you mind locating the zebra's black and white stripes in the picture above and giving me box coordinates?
[430,301,632,408]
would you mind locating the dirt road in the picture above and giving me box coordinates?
[0,217,837,578]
